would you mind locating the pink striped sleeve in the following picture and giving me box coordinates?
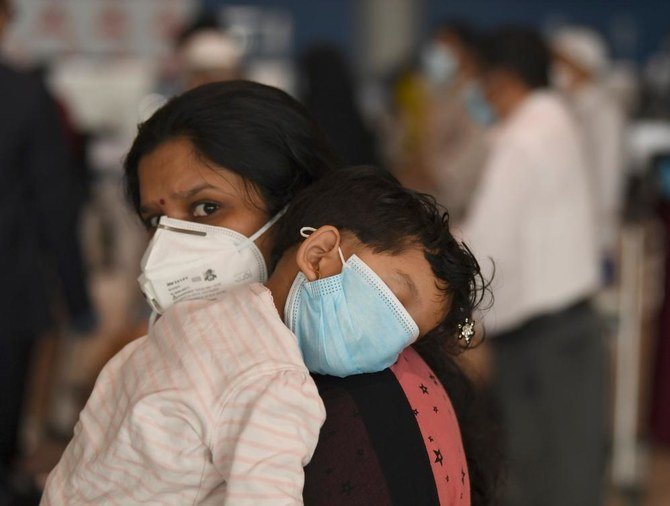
[211,369,326,505]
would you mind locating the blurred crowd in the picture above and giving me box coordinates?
[2,0,670,504]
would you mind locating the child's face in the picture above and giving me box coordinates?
[268,226,449,338]
[354,246,448,337]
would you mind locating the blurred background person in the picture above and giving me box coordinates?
[387,59,429,180]
[641,31,670,120]
[462,27,604,506]
[177,27,243,91]
[552,26,627,283]
[0,0,95,501]
[652,154,670,457]
[413,21,490,223]
[298,43,379,166]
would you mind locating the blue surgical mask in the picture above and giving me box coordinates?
[465,83,497,126]
[284,230,420,377]
[421,42,458,85]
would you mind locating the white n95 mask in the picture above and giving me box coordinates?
[138,212,282,314]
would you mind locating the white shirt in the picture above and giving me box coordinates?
[462,91,599,334]
[42,284,326,505]
[570,83,626,256]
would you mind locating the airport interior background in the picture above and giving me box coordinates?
[2,0,670,504]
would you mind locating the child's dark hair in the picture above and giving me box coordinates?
[272,165,501,504]
[272,165,486,353]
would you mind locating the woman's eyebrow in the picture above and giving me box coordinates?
[170,183,219,200]
[139,183,226,214]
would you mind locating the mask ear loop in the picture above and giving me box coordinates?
[299,226,316,238]
[248,206,288,243]
[300,227,347,268]
[337,248,346,267]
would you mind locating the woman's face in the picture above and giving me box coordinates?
[137,137,273,260]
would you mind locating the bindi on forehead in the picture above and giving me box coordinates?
[159,198,166,205]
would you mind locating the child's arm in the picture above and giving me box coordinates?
[212,369,326,505]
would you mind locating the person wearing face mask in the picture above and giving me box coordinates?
[552,26,626,281]
[42,165,485,504]
[40,81,499,505]
[406,22,490,223]
[462,28,604,506]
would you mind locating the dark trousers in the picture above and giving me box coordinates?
[0,335,35,475]
[493,301,607,506]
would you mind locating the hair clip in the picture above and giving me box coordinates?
[458,318,475,346]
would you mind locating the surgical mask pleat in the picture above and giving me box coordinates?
[285,253,419,377]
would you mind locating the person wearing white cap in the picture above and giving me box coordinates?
[179,29,243,90]
[552,26,627,281]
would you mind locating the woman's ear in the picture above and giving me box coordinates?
[295,226,343,281]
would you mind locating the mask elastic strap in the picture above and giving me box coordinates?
[148,311,158,330]
[248,206,288,243]
[300,226,317,238]
[337,248,346,267]
[300,227,347,267]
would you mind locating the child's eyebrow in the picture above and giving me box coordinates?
[395,269,419,300]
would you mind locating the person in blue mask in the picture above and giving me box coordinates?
[463,28,603,506]
[406,21,491,224]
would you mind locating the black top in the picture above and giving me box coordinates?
[304,371,440,505]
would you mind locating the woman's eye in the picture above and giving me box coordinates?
[193,202,220,217]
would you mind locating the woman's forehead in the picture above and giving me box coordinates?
[139,139,241,198]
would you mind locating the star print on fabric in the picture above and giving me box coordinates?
[433,406,439,413]
[446,475,450,482]
[461,468,466,484]
[341,482,354,495]
[433,449,444,466]
[412,408,419,416]
[428,373,438,385]
[428,435,434,442]
[420,383,429,394]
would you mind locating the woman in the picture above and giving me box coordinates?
[123,80,499,505]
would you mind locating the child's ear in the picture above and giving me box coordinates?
[295,226,342,281]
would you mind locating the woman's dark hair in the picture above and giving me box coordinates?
[272,165,501,503]
[477,26,550,89]
[124,80,342,216]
